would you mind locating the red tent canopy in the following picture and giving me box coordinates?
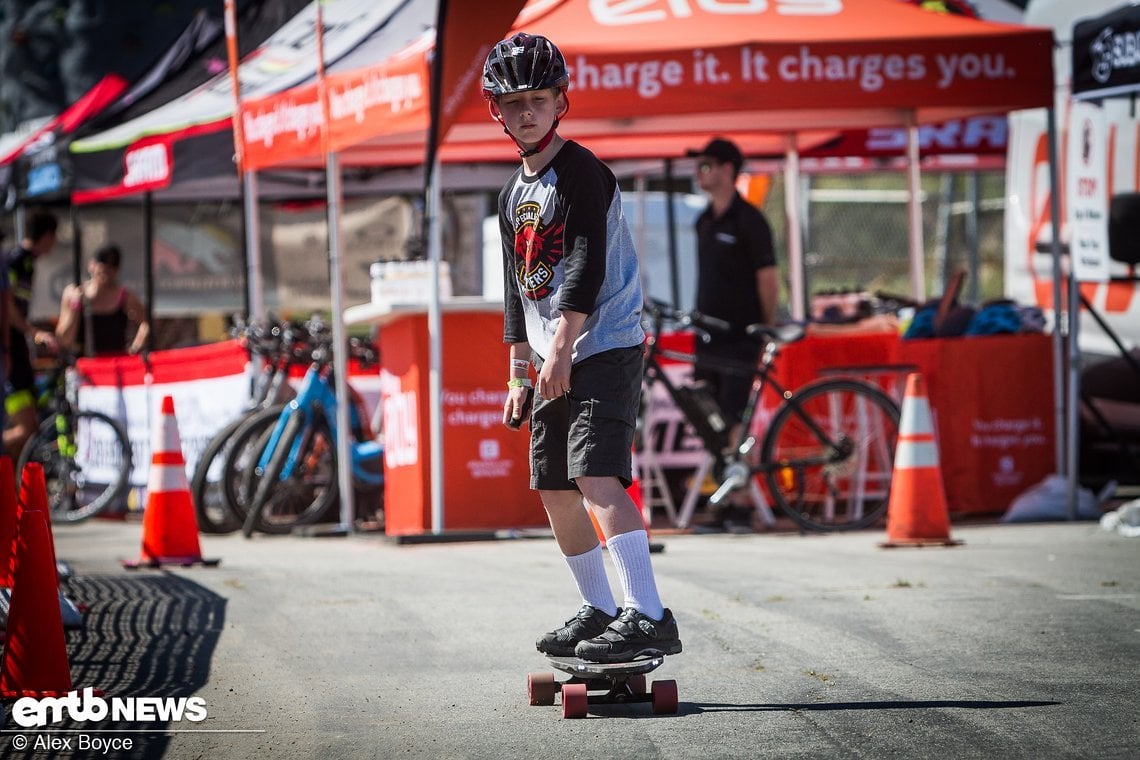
[239,0,1054,171]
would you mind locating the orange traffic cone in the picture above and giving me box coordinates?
[0,473,72,698]
[16,462,62,579]
[880,373,962,548]
[2,464,87,634]
[0,456,17,587]
[124,396,219,568]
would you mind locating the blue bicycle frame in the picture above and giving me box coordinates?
[256,362,384,489]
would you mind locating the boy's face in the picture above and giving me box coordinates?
[496,88,566,149]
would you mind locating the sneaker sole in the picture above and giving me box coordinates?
[575,641,683,663]
[536,642,579,657]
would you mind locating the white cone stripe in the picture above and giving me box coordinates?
[152,416,183,456]
[900,396,934,436]
[895,439,940,469]
[147,462,191,494]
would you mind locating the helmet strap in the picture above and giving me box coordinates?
[517,123,557,157]
[489,90,570,159]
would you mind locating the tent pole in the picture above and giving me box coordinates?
[784,135,804,321]
[965,171,980,304]
[663,158,679,308]
[326,151,355,533]
[242,171,264,321]
[906,116,925,303]
[1045,107,1066,480]
[143,192,154,352]
[69,205,83,287]
[427,155,444,534]
[634,173,647,288]
[934,172,953,295]
[1066,252,1080,519]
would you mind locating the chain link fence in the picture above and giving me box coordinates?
[760,170,1007,316]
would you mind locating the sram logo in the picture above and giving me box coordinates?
[590,0,840,26]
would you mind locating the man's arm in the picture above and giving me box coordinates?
[9,294,53,350]
[756,267,779,325]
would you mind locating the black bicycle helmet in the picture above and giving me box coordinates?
[481,33,569,99]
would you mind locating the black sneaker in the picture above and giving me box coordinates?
[574,608,683,663]
[536,605,619,657]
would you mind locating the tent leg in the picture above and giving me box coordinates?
[326,152,355,534]
[1045,107,1067,482]
[242,171,264,322]
[906,118,925,303]
[784,135,805,321]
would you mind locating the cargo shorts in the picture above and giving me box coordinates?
[529,345,643,491]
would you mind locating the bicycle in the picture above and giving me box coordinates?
[16,351,132,523]
[233,317,384,536]
[189,316,303,534]
[641,299,901,532]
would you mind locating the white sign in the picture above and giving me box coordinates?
[1066,101,1111,282]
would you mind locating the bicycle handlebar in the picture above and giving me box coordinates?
[644,299,732,343]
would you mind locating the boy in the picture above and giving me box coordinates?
[486,33,682,663]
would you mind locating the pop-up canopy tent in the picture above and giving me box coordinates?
[7,0,312,206]
[239,0,1055,317]
[243,0,1053,162]
[68,0,435,204]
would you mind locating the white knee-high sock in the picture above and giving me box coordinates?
[605,529,665,621]
[564,544,618,616]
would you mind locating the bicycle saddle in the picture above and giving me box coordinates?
[746,323,805,345]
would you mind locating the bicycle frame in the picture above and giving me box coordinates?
[256,362,383,489]
[640,301,900,530]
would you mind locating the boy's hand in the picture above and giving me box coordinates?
[503,386,534,429]
[537,350,571,399]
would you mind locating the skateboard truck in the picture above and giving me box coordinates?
[527,656,679,719]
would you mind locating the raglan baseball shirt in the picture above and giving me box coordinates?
[499,140,644,362]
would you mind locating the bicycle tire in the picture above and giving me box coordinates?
[190,415,252,534]
[218,404,286,527]
[243,408,337,536]
[18,409,132,523]
[760,378,900,531]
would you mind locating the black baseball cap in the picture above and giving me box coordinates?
[686,137,743,171]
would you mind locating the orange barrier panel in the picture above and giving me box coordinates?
[897,333,1055,517]
[768,330,1055,516]
[377,308,545,536]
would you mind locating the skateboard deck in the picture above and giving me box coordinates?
[528,655,678,718]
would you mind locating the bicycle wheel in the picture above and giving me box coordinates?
[243,408,338,536]
[18,410,132,523]
[761,378,900,531]
[190,415,251,534]
[219,404,285,527]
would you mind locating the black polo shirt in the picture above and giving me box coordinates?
[694,193,775,340]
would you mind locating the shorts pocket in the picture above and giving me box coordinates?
[590,397,636,429]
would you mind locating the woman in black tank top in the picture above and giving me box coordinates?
[55,244,150,357]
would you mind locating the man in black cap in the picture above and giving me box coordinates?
[686,137,779,530]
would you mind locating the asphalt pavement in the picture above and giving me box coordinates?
[3,516,1137,759]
